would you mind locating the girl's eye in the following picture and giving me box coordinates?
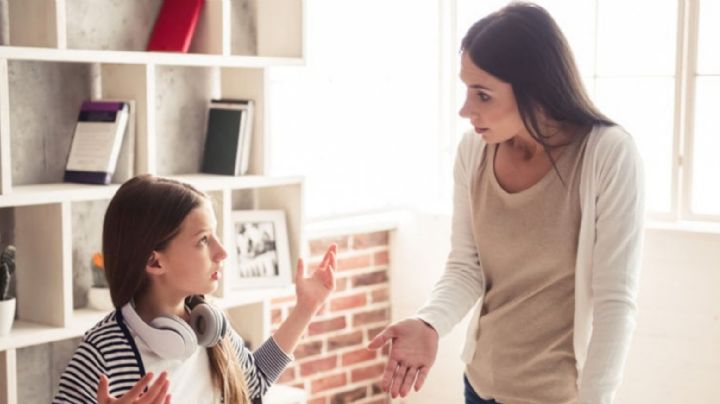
[199,236,209,245]
[478,92,490,102]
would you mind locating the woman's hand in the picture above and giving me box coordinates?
[367,318,439,398]
[295,243,337,313]
[97,372,171,404]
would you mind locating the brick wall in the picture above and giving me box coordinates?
[271,231,392,404]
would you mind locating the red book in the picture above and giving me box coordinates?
[147,0,206,52]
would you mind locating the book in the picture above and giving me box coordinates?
[64,101,130,185]
[201,99,255,176]
[147,0,206,52]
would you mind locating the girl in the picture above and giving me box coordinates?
[369,3,644,404]
[53,175,337,403]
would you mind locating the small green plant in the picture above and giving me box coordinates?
[91,252,108,288]
[0,245,16,301]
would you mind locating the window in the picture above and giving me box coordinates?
[266,0,441,219]
[451,0,717,221]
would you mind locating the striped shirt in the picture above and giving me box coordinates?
[53,310,291,403]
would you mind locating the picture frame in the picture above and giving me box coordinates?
[231,210,292,289]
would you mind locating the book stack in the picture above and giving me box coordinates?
[201,99,255,176]
[64,100,135,185]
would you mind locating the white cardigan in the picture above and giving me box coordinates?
[417,125,645,404]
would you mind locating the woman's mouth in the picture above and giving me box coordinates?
[211,271,222,280]
[475,127,489,134]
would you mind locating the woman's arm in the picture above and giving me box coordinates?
[579,132,645,403]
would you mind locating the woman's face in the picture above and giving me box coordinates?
[154,199,228,297]
[458,52,527,144]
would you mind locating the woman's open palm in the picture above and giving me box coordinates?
[96,372,171,404]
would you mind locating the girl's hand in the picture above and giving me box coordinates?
[97,372,171,404]
[295,243,337,313]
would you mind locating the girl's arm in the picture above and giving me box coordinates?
[273,244,337,353]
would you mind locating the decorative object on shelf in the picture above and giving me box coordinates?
[87,252,113,311]
[0,245,16,336]
[232,210,291,289]
[201,99,255,176]
[147,0,206,52]
[64,100,132,185]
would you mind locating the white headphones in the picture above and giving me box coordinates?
[121,295,227,360]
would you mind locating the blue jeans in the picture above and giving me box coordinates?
[464,375,501,404]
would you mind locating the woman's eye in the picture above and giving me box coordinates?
[199,236,209,245]
[478,92,490,101]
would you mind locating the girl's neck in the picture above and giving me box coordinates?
[134,288,188,323]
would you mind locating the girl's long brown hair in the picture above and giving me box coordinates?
[103,174,249,404]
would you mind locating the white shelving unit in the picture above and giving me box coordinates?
[0,0,307,403]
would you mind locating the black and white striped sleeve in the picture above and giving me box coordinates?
[53,340,105,403]
[229,330,292,398]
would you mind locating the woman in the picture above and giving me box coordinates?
[369,3,644,404]
[53,175,336,403]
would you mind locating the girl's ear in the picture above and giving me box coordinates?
[146,251,165,275]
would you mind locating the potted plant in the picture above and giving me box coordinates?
[0,245,16,336]
[87,252,113,311]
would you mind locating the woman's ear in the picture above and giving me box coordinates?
[146,251,165,275]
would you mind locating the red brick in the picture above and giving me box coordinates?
[330,386,367,403]
[352,231,389,249]
[330,293,368,312]
[341,348,377,366]
[309,236,349,256]
[337,254,372,271]
[278,366,296,383]
[373,250,389,266]
[382,345,390,356]
[308,397,328,404]
[327,330,364,351]
[271,294,296,305]
[352,309,389,327]
[311,373,347,394]
[351,363,385,383]
[300,355,338,377]
[367,325,387,341]
[271,308,283,325]
[371,382,384,395]
[294,340,323,359]
[352,270,388,287]
[308,316,346,336]
[335,278,348,292]
[371,288,389,303]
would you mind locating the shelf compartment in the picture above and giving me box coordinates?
[14,203,73,328]
[8,60,91,187]
[5,0,64,48]
[70,199,107,310]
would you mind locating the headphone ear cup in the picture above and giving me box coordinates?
[189,304,226,347]
[150,315,198,360]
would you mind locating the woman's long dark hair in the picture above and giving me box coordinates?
[462,2,614,152]
[103,174,249,404]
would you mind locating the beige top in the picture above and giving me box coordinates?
[465,136,589,404]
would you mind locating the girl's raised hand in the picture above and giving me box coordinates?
[96,372,171,404]
[295,243,337,312]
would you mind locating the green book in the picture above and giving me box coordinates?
[201,99,254,175]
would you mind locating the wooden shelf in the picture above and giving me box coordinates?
[0,175,303,208]
[0,46,303,68]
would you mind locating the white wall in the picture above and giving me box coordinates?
[390,212,720,403]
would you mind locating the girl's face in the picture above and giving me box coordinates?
[458,52,528,144]
[153,200,227,297]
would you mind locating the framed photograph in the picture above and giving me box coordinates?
[232,210,291,289]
